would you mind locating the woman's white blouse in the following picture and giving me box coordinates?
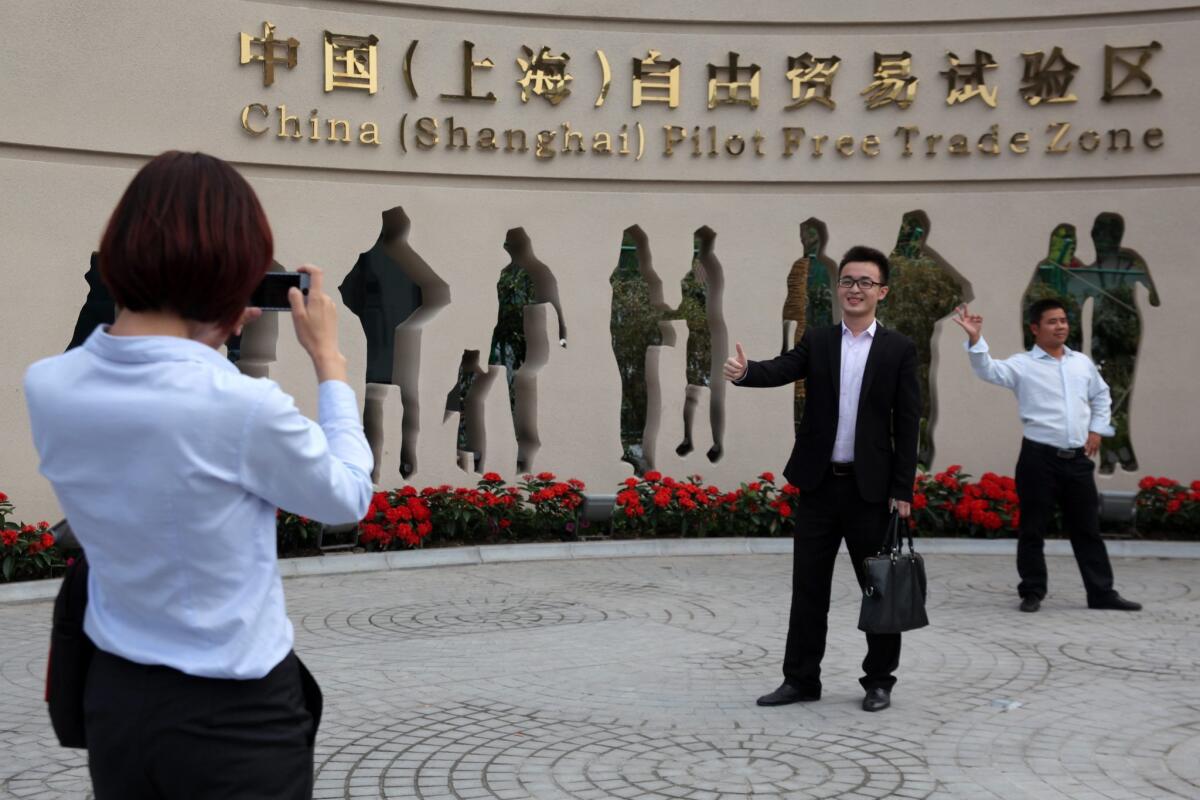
[24,327,374,679]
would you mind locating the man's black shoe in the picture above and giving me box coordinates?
[862,687,891,712]
[1019,596,1041,613]
[756,683,820,706]
[1088,594,1142,611]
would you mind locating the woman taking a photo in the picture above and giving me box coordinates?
[24,151,373,798]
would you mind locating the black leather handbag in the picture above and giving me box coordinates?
[858,512,929,634]
[46,552,94,748]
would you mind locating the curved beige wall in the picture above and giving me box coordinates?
[3,1,1197,519]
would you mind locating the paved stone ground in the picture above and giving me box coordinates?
[1,552,1198,799]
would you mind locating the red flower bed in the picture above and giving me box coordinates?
[357,472,586,552]
[275,508,323,554]
[1,490,64,582]
[360,486,435,550]
[615,471,799,537]
[1135,477,1200,536]
[6,467,1194,583]
[912,465,1020,537]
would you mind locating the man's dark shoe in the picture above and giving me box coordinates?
[1019,596,1041,613]
[756,683,820,706]
[862,687,891,712]
[1088,594,1142,611]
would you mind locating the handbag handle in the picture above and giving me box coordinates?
[882,511,901,555]
[882,510,918,555]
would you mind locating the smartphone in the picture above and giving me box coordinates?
[249,272,310,311]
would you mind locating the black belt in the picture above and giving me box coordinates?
[830,461,855,477]
[1022,438,1085,460]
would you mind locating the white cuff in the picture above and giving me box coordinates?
[965,337,989,354]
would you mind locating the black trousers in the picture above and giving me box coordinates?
[84,649,320,800]
[1014,438,1117,602]
[783,471,900,693]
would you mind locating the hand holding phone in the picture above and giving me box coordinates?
[249,272,310,311]
[287,265,347,383]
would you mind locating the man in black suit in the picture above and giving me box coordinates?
[725,245,920,712]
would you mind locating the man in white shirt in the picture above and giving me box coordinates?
[953,299,1141,613]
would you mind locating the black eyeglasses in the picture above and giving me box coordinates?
[837,276,884,290]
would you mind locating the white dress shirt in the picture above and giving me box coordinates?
[965,336,1114,449]
[832,320,876,462]
[24,327,374,679]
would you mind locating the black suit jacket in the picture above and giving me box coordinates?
[737,323,920,503]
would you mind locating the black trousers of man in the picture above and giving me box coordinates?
[1014,438,1117,603]
[84,649,321,800]
[783,469,900,694]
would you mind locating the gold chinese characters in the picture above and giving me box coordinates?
[235,23,1165,109]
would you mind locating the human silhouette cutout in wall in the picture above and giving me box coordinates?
[445,349,483,470]
[675,228,727,463]
[488,230,566,392]
[442,257,534,469]
[339,209,424,385]
[500,229,567,347]
[66,253,116,350]
[489,230,566,472]
[1024,214,1159,473]
[442,230,565,474]
[609,231,661,472]
[341,207,449,478]
[781,219,836,428]
[1025,223,1086,350]
[879,211,969,467]
[610,227,725,472]
[803,218,836,332]
[443,259,535,473]
[1089,215,1159,472]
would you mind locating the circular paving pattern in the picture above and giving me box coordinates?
[316,704,936,799]
[940,566,1198,606]
[1,552,1197,799]
[1053,621,1199,678]
[682,641,774,674]
[384,595,613,635]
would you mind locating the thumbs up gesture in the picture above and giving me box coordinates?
[723,342,748,382]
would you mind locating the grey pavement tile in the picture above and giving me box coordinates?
[1,553,1198,798]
